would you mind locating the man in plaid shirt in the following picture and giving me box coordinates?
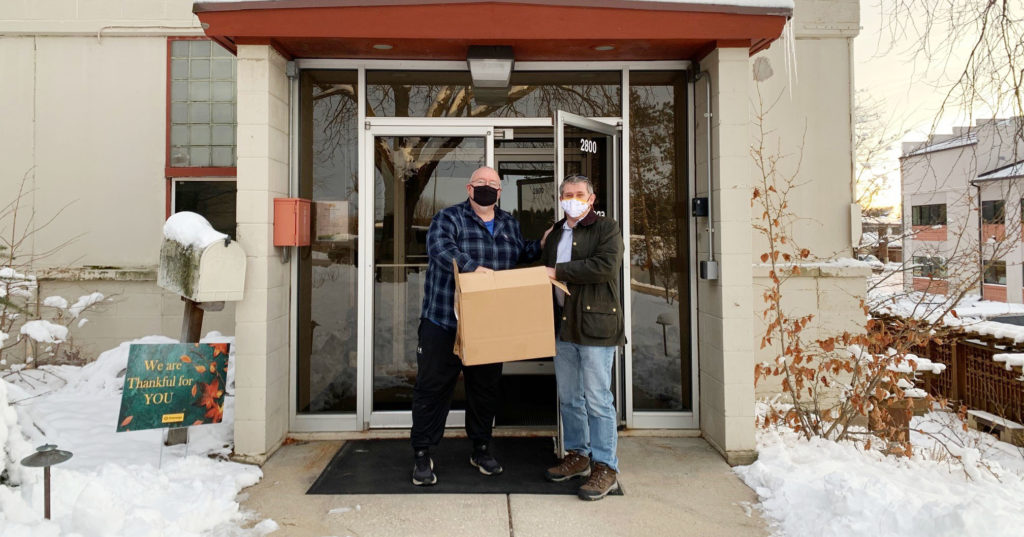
[411,166,551,486]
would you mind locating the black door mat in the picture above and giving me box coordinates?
[306,437,624,496]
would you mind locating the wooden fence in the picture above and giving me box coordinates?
[912,336,1024,424]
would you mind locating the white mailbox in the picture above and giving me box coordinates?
[158,212,246,302]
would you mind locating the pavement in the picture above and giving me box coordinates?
[239,433,769,537]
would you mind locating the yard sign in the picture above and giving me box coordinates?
[116,343,229,432]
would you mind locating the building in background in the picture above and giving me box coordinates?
[901,118,1024,302]
[2,0,864,465]
[859,212,903,264]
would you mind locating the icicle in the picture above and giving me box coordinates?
[781,18,798,98]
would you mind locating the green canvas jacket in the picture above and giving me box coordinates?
[541,209,625,347]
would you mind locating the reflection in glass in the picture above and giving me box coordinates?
[561,123,614,219]
[297,70,359,413]
[174,180,236,239]
[629,72,690,411]
[495,130,557,242]
[373,136,486,411]
[366,71,620,118]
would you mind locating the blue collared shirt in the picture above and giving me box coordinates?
[554,220,574,306]
[421,200,541,331]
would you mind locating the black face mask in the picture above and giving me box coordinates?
[472,185,499,207]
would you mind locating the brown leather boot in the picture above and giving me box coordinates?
[578,462,618,500]
[544,450,591,482]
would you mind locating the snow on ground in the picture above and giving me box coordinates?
[736,409,1024,537]
[1,333,274,537]
[867,261,1024,343]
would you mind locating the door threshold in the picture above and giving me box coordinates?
[287,426,559,442]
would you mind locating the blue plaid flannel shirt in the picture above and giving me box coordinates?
[421,200,541,331]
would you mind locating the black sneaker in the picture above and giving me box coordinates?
[469,443,504,476]
[411,449,437,486]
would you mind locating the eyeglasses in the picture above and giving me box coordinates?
[470,181,501,189]
[560,192,590,201]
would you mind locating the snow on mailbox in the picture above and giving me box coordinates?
[158,212,246,302]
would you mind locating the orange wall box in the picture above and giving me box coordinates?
[273,198,311,246]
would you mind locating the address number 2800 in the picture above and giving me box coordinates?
[579,138,598,154]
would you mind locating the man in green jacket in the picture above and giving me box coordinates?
[541,174,624,501]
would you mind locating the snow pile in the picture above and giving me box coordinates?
[736,411,1024,537]
[843,345,946,375]
[991,353,1024,370]
[905,353,946,375]
[1,333,274,536]
[860,232,879,247]
[0,376,35,491]
[68,292,104,318]
[871,289,1024,344]
[958,320,1024,344]
[0,267,36,300]
[841,346,944,399]
[18,320,68,344]
[42,296,68,310]
[163,211,229,250]
[952,294,1024,319]
[876,292,1024,325]
[755,257,875,271]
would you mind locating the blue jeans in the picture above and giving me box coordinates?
[554,340,618,472]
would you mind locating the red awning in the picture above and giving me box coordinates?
[195,0,790,60]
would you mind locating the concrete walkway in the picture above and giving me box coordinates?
[240,436,768,537]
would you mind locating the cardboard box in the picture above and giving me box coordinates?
[453,261,568,366]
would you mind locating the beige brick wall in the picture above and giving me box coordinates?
[696,47,757,464]
[232,44,291,463]
[752,266,870,399]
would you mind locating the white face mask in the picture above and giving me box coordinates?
[560,198,590,219]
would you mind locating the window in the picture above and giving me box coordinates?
[982,200,1005,224]
[912,256,946,278]
[168,38,237,172]
[167,37,237,236]
[173,179,236,239]
[984,260,1006,285]
[911,204,946,226]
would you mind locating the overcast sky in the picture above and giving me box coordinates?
[853,1,976,208]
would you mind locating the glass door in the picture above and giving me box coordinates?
[554,111,624,452]
[363,125,493,428]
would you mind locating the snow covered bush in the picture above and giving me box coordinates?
[0,172,107,372]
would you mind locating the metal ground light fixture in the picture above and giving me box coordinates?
[656,312,675,356]
[20,444,73,519]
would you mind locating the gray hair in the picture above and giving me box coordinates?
[559,174,594,197]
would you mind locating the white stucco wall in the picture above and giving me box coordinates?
[0,2,234,360]
[697,0,865,434]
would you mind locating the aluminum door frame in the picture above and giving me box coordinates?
[553,111,625,456]
[361,123,495,428]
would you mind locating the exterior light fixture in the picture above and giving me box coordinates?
[21,444,73,519]
[373,43,393,50]
[466,45,514,88]
[593,45,616,51]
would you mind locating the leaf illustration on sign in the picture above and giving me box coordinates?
[117,343,230,432]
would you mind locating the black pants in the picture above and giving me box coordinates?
[410,320,503,451]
